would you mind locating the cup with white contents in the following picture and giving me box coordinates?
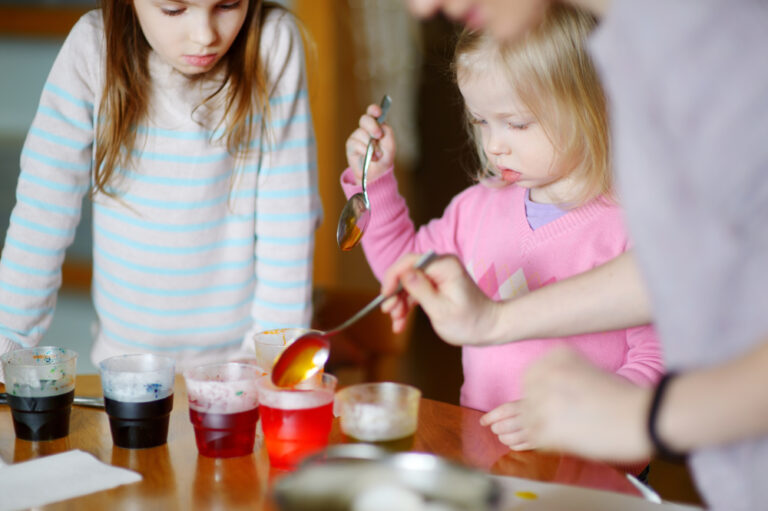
[335,382,421,452]
[99,354,175,449]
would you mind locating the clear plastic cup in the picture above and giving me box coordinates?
[257,373,337,469]
[184,362,262,458]
[99,354,175,449]
[335,382,421,451]
[251,328,316,375]
[1,347,78,441]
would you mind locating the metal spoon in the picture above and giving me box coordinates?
[271,251,437,388]
[337,95,392,251]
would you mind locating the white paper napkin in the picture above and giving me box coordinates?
[492,474,704,511]
[0,449,141,511]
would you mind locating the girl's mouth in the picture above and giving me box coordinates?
[500,168,522,184]
[183,54,218,67]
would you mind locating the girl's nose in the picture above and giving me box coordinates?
[485,129,508,155]
[190,15,217,47]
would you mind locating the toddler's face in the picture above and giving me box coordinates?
[132,0,249,76]
[459,69,574,204]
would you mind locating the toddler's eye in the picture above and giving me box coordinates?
[161,7,185,16]
[219,1,242,10]
[469,117,487,126]
[509,122,530,130]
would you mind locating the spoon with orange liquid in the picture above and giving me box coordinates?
[271,251,437,388]
[336,95,392,251]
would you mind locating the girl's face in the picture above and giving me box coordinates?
[132,0,249,76]
[459,69,576,204]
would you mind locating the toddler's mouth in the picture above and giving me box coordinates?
[500,168,521,184]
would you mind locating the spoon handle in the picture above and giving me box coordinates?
[326,251,437,336]
[361,95,392,200]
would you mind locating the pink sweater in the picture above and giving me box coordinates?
[342,168,664,411]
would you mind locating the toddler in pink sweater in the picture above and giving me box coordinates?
[342,6,663,415]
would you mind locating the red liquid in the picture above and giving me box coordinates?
[260,401,333,469]
[189,407,259,458]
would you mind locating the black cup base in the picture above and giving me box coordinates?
[7,391,74,442]
[105,395,173,449]
[108,416,170,449]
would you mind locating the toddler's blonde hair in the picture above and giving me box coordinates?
[453,4,611,207]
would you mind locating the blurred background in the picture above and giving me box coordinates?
[0,0,473,403]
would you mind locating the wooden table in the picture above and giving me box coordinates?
[0,375,640,509]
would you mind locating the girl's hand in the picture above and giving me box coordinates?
[480,401,532,451]
[484,346,654,461]
[345,103,396,185]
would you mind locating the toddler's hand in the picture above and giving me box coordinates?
[345,103,396,185]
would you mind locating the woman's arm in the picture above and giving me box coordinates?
[496,338,768,461]
[383,250,653,345]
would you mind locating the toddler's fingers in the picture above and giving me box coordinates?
[488,417,523,436]
[499,432,533,451]
[480,402,519,426]
[359,116,383,140]
[365,103,382,119]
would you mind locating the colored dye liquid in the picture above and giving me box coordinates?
[189,407,259,458]
[260,401,334,469]
[104,395,173,449]
[344,433,415,452]
[7,390,74,441]
[339,223,362,251]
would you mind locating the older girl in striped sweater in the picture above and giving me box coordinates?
[0,0,319,372]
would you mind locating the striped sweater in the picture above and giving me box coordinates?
[0,10,320,371]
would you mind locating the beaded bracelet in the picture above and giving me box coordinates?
[647,372,687,462]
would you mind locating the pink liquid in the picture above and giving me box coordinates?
[189,407,259,458]
[260,401,333,469]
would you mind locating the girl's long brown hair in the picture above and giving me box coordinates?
[95,0,273,197]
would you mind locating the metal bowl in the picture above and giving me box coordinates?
[273,444,501,511]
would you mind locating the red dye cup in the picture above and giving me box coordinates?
[184,363,261,458]
[256,373,337,470]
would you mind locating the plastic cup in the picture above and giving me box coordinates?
[251,328,315,375]
[257,373,337,470]
[184,362,262,458]
[99,354,175,449]
[335,382,421,452]
[1,347,78,441]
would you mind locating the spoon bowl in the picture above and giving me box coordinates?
[337,193,370,251]
[271,251,437,388]
[337,95,392,251]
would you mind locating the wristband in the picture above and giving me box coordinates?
[647,372,687,462]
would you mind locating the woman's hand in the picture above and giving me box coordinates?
[380,253,501,346]
[345,103,396,185]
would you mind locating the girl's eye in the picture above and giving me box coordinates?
[161,7,185,16]
[509,122,530,130]
[218,1,242,10]
[469,118,487,126]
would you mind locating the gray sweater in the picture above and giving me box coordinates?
[591,1,768,509]
[0,9,320,371]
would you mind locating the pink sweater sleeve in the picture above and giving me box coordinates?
[615,324,665,387]
[340,167,463,281]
